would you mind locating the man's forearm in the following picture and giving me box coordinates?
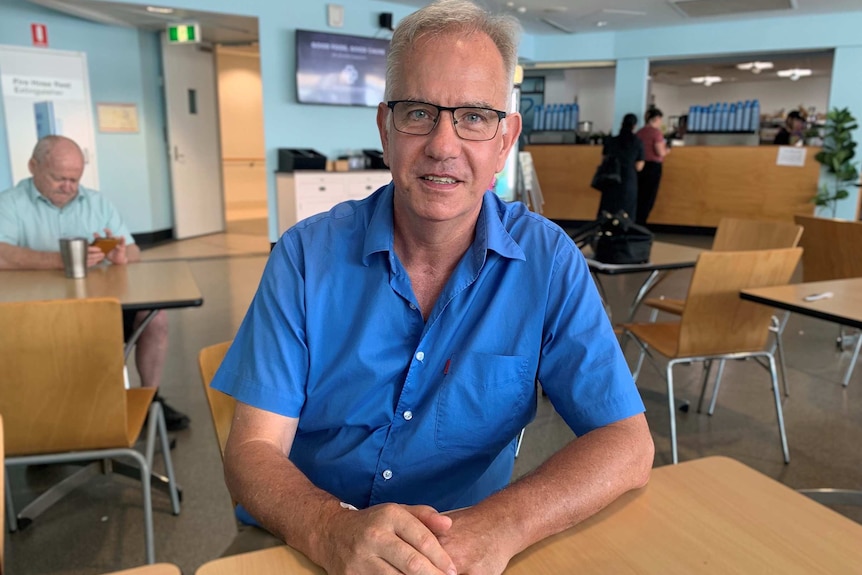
[223,439,347,564]
[448,414,654,560]
[0,243,62,270]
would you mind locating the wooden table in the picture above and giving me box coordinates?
[195,457,862,574]
[741,278,862,506]
[106,564,181,575]
[741,278,862,331]
[584,241,703,322]
[0,260,203,311]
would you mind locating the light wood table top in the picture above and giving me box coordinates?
[0,261,203,311]
[741,278,862,330]
[195,456,862,575]
[584,240,703,275]
[102,564,181,575]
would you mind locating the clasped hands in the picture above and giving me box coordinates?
[315,503,513,575]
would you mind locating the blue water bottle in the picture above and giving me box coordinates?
[534,104,543,131]
[750,99,760,132]
[573,101,580,131]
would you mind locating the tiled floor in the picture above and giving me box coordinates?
[5,222,861,575]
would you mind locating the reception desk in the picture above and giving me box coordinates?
[525,144,820,226]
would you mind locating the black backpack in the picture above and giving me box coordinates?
[569,210,653,265]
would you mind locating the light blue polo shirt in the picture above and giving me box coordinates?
[213,184,644,520]
[0,178,134,251]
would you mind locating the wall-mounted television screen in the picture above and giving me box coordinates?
[295,29,389,107]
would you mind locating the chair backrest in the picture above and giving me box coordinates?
[0,298,128,456]
[678,248,803,357]
[712,217,803,251]
[198,342,235,460]
[794,214,862,282]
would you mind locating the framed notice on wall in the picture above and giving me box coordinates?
[97,102,139,133]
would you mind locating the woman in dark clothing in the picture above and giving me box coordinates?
[598,113,645,219]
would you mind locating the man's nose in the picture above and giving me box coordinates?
[425,111,462,159]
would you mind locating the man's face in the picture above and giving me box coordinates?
[29,144,85,208]
[377,31,521,226]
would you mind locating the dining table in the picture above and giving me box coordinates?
[194,456,862,574]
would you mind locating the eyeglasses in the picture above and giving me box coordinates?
[386,100,507,141]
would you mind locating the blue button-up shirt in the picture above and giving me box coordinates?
[213,184,643,518]
[0,178,134,250]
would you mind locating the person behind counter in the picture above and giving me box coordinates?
[773,110,805,146]
[636,107,668,227]
[597,113,645,220]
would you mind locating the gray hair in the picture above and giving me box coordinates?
[31,136,84,166]
[384,0,521,110]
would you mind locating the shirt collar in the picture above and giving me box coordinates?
[25,177,86,208]
[361,184,526,266]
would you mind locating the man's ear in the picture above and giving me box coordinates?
[495,112,522,173]
[377,102,391,168]
[28,158,37,176]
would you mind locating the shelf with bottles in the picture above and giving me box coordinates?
[532,102,580,132]
[688,100,760,133]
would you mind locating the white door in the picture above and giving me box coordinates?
[161,35,224,239]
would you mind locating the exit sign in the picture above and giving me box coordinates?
[167,23,201,44]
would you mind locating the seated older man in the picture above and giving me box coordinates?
[0,135,189,431]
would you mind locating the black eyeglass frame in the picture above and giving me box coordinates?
[386,100,508,141]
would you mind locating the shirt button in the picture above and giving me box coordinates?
[409,303,417,310]
[403,410,413,421]
[415,351,425,361]
[382,469,393,480]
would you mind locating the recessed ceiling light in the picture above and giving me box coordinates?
[736,61,773,74]
[517,6,527,13]
[146,6,174,14]
[691,76,722,86]
[506,1,515,6]
[596,21,608,27]
[777,68,813,81]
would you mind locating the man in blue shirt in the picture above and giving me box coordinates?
[0,135,190,431]
[212,1,654,573]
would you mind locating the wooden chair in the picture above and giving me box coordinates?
[794,214,862,386]
[637,218,804,398]
[198,342,235,460]
[0,298,180,565]
[624,248,803,464]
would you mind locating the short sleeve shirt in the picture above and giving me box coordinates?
[212,184,644,517]
[0,178,134,250]
[637,125,665,163]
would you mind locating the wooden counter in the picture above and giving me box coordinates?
[526,144,820,226]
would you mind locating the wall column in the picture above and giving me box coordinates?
[613,58,649,135]
[825,45,862,220]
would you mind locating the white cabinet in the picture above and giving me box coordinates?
[277,171,391,234]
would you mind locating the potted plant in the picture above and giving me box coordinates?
[812,107,859,218]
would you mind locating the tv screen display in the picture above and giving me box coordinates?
[295,29,389,107]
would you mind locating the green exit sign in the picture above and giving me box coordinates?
[167,23,201,44]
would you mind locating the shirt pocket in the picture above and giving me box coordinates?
[435,352,531,453]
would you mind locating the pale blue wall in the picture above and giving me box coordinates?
[0,0,171,233]
[825,45,862,220]
[3,1,862,240]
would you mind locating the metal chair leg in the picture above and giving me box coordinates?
[707,359,726,416]
[5,469,17,532]
[842,333,862,387]
[766,353,790,464]
[666,361,679,465]
[514,427,526,459]
[696,359,714,414]
[771,315,790,397]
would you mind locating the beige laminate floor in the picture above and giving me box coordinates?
[5,223,861,575]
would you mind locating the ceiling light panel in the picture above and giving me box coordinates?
[670,0,795,18]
